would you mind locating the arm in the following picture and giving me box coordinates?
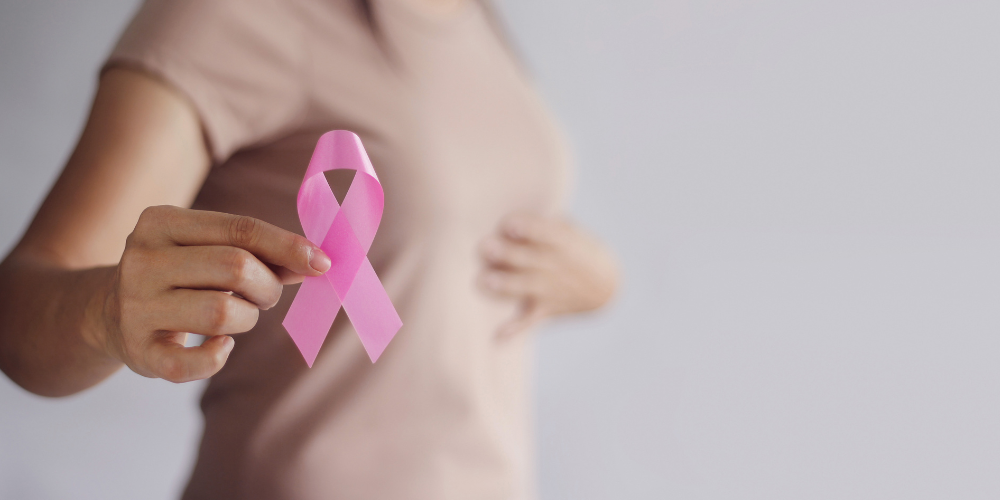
[0,69,329,397]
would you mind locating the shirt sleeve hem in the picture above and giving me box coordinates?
[101,48,244,165]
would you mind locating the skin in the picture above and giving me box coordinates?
[0,67,618,398]
[478,214,618,336]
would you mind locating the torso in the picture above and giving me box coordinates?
[181,1,570,499]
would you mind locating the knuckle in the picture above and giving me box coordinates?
[121,239,153,261]
[136,205,171,232]
[227,215,261,248]
[136,206,162,227]
[134,205,184,244]
[262,284,283,310]
[159,356,186,383]
[132,211,158,241]
[205,295,235,334]
[289,237,312,265]
[224,248,256,284]
[123,231,140,250]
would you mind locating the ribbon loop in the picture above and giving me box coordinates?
[282,131,402,366]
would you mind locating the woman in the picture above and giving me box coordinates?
[0,0,617,498]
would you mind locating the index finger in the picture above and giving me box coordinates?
[152,206,331,276]
[500,212,565,246]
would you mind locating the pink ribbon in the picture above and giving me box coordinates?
[282,130,402,366]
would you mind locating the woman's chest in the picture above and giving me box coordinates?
[302,2,572,237]
[199,1,570,249]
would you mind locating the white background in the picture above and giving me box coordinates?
[2,1,999,498]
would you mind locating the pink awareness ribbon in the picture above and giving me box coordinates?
[282,130,402,366]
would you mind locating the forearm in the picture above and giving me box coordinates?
[0,254,121,397]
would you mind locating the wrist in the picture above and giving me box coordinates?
[80,266,123,363]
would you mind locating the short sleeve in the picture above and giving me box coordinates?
[104,0,308,163]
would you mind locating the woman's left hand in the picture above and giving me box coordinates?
[478,213,618,335]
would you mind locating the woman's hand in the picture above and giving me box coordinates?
[478,213,618,335]
[96,205,330,383]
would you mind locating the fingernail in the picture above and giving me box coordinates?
[310,248,331,274]
[222,336,235,354]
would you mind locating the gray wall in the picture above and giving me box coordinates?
[0,2,202,500]
[2,1,999,499]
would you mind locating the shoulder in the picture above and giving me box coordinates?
[117,0,306,55]
[108,0,313,162]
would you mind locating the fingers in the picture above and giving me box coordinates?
[479,268,545,299]
[499,212,566,246]
[144,334,235,383]
[152,289,260,336]
[136,206,330,276]
[479,213,556,299]
[480,236,546,270]
[116,206,308,384]
[163,246,283,309]
[269,264,307,285]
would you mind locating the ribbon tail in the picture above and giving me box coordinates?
[282,276,342,367]
[342,258,403,362]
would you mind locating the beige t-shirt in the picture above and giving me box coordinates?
[106,0,571,499]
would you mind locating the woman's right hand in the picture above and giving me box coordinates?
[96,205,330,383]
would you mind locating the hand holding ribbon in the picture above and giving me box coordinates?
[282,131,402,366]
